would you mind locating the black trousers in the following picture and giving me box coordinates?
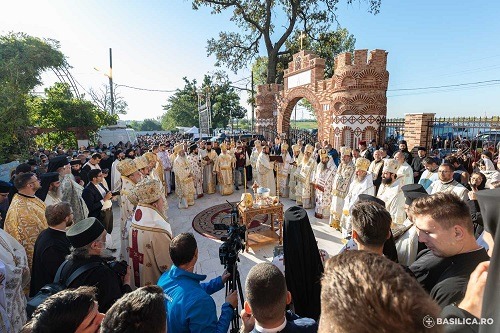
[99,208,113,234]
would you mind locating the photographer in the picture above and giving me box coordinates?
[61,217,132,312]
[158,232,237,333]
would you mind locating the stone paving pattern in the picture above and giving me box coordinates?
[110,188,344,315]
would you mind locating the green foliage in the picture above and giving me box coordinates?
[192,0,380,84]
[161,74,246,131]
[283,28,356,79]
[0,32,66,163]
[29,83,117,148]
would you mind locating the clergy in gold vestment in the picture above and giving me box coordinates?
[296,144,317,209]
[313,150,337,219]
[277,143,293,198]
[4,173,48,271]
[200,141,217,194]
[172,145,196,208]
[129,179,173,288]
[256,145,276,196]
[117,159,143,261]
[214,143,235,196]
[288,144,303,201]
[329,147,355,229]
[250,140,263,182]
[187,144,204,198]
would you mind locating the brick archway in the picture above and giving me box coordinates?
[255,49,389,149]
[278,86,322,134]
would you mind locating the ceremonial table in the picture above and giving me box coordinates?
[238,203,284,251]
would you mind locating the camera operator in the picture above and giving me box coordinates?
[61,217,132,312]
[158,232,237,333]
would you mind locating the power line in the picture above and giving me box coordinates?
[115,84,177,93]
[387,81,500,97]
[388,79,500,92]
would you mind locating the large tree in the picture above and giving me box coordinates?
[192,0,380,84]
[0,32,66,162]
[29,83,117,148]
[161,74,246,130]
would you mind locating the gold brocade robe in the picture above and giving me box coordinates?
[256,152,276,196]
[173,155,195,208]
[120,176,138,261]
[288,152,303,201]
[214,152,234,195]
[296,157,317,209]
[329,161,355,228]
[129,204,172,288]
[4,193,48,271]
[201,149,217,194]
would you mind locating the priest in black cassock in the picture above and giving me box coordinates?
[439,188,498,333]
[409,192,489,308]
[30,201,73,296]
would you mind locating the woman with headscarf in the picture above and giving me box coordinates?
[477,159,500,189]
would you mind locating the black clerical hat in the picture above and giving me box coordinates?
[0,180,11,193]
[70,159,81,166]
[47,155,69,172]
[40,172,60,184]
[358,194,385,207]
[401,184,429,205]
[189,144,197,153]
[66,217,105,248]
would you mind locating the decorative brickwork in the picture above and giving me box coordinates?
[255,49,389,149]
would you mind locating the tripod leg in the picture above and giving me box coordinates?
[235,270,245,306]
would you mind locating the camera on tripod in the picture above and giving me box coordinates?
[213,201,246,268]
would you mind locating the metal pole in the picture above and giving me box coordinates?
[251,70,254,133]
[109,48,114,115]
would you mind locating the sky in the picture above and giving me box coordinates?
[1,0,499,121]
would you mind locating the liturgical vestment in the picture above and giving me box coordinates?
[4,193,48,271]
[214,152,234,195]
[129,204,173,288]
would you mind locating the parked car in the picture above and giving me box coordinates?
[473,131,500,150]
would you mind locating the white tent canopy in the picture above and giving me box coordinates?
[176,126,198,134]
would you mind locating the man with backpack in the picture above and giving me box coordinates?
[61,217,132,312]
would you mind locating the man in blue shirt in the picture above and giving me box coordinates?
[158,233,237,333]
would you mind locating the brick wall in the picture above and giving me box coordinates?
[404,113,436,151]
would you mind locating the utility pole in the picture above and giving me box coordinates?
[109,48,114,116]
[251,70,255,133]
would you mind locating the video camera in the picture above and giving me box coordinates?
[213,201,246,268]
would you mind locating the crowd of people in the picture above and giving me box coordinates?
[0,132,499,333]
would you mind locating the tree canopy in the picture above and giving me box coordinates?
[0,32,66,162]
[192,0,380,84]
[161,74,246,130]
[29,83,117,148]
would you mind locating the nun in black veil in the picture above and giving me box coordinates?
[283,206,323,320]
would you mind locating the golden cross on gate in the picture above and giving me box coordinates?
[299,31,306,50]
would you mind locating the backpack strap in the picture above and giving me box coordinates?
[53,260,70,284]
[64,262,103,288]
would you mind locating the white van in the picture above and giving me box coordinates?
[97,125,138,146]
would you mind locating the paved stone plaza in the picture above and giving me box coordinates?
[110,188,344,313]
